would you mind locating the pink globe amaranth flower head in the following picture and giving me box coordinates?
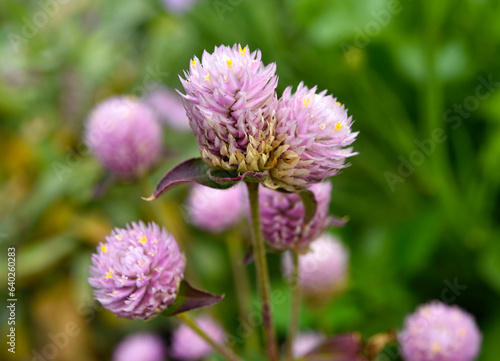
[88,221,185,320]
[282,233,349,295]
[112,333,166,361]
[143,85,191,131]
[292,332,326,358]
[398,301,481,361]
[180,44,283,175]
[259,180,332,251]
[170,316,225,360]
[84,96,162,178]
[268,82,358,191]
[185,183,244,233]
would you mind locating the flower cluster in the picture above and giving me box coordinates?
[85,96,162,178]
[180,44,357,191]
[88,221,185,320]
[282,233,349,295]
[259,181,333,251]
[398,301,481,361]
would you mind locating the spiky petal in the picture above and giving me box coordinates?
[259,181,333,251]
[180,44,282,174]
[84,97,162,178]
[267,83,358,191]
[88,221,185,320]
[398,301,481,361]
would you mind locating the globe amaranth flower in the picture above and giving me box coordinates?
[259,180,333,251]
[144,85,191,131]
[292,332,326,358]
[180,44,284,175]
[89,221,186,320]
[282,233,349,295]
[186,183,244,233]
[267,82,358,191]
[85,96,162,178]
[398,301,481,361]
[112,333,166,361]
[170,316,225,360]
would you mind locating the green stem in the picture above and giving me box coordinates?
[176,313,244,361]
[285,251,301,361]
[226,229,261,354]
[246,182,279,361]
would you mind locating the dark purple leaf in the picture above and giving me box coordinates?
[302,333,367,361]
[143,158,232,201]
[208,168,268,185]
[299,190,318,224]
[162,280,224,317]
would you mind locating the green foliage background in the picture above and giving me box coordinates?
[1,0,500,360]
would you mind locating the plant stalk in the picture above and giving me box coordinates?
[285,251,301,361]
[246,182,279,361]
[176,313,244,361]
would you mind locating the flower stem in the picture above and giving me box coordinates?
[246,182,279,361]
[225,229,261,354]
[176,313,244,361]
[285,251,301,361]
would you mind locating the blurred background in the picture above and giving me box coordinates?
[1,0,500,360]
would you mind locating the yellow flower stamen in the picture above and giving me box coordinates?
[101,245,107,253]
[105,269,113,279]
[336,101,342,106]
[138,236,147,243]
[191,59,196,68]
[226,59,233,67]
[239,46,247,55]
[204,74,210,82]
[303,98,310,106]
[335,122,343,131]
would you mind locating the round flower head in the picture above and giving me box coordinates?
[186,183,244,233]
[292,332,325,358]
[85,96,162,178]
[170,316,225,360]
[88,221,185,320]
[268,82,358,190]
[112,333,166,361]
[282,233,349,295]
[259,180,333,251]
[398,301,481,361]
[180,44,281,175]
[144,86,191,131]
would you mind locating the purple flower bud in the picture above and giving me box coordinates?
[185,183,244,233]
[282,233,349,294]
[143,86,191,131]
[292,332,326,358]
[170,316,225,360]
[180,44,281,175]
[259,181,332,251]
[84,96,162,178]
[112,333,166,361]
[89,221,185,320]
[398,301,481,361]
[268,82,358,190]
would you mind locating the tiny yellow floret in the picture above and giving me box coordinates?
[204,74,210,82]
[431,342,441,354]
[138,236,147,243]
[226,59,233,67]
[101,245,107,253]
[191,59,196,68]
[336,101,342,106]
[239,46,247,55]
[303,98,310,106]
[335,122,343,131]
[105,269,113,279]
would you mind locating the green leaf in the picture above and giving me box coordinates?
[162,280,224,317]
